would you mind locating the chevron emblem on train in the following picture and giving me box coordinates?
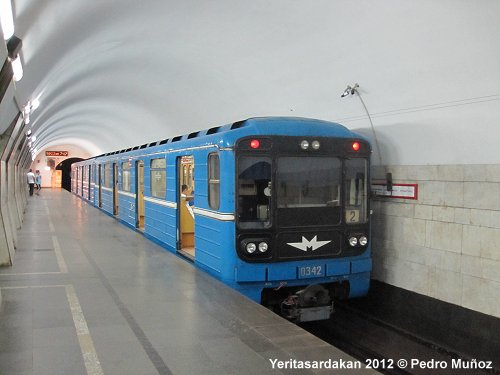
[287,236,332,252]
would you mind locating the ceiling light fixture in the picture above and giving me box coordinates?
[6,36,24,82]
[11,54,23,81]
[0,0,15,40]
[340,83,382,166]
[340,83,359,98]
[31,97,40,111]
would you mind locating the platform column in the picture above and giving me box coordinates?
[0,114,23,266]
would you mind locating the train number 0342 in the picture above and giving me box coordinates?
[298,265,324,278]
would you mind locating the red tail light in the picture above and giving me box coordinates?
[250,139,260,149]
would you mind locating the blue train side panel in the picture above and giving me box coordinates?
[100,188,113,216]
[118,194,136,228]
[71,117,373,321]
[190,148,237,282]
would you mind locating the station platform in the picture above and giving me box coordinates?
[0,190,377,375]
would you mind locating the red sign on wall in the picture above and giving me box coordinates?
[45,151,69,157]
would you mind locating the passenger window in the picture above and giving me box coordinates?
[150,158,166,198]
[104,163,112,188]
[208,153,220,210]
[122,161,131,192]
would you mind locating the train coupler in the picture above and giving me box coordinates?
[280,284,334,322]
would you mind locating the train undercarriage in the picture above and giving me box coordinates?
[262,281,350,322]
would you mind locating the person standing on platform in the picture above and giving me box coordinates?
[27,169,35,196]
[35,170,42,195]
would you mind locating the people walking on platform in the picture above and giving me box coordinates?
[27,169,36,196]
[35,170,42,195]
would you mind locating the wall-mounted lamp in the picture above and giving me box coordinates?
[340,83,383,166]
[340,83,359,98]
[1,1,23,81]
[7,35,22,58]
[11,54,23,81]
[7,35,23,81]
[31,98,40,111]
[22,97,41,125]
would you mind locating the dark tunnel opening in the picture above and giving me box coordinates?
[56,157,84,192]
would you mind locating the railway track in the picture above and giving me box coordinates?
[302,301,499,375]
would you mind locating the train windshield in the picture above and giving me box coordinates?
[345,158,368,223]
[277,157,341,208]
[237,155,367,228]
[237,156,272,229]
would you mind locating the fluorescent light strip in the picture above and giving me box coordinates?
[11,55,23,81]
[0,0,14,40]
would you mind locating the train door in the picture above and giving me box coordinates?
[78,166,85,198]
[177,155,195,260]
[73,167,80,195]
[88,165,92,201]
[98,164,103,208]
[135,160,145,230]
[89,165,94,203]
[113,162,119,215]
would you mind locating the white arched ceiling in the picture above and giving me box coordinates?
[8,0,500,164]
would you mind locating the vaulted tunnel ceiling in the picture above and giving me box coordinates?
[3,0,500,165]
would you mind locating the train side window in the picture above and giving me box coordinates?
[122,161,131,192]
[104,163,112,188]
[208,153,220,210]
[100,164,105,187]
[82,166,87,185]
[150,158,166,198]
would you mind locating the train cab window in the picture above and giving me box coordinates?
[208,153,220,210]
[277,157,341,208]
[122,161,131,192]
[237,156,272,228]
[345,158,368,224]
[150,158,166,198]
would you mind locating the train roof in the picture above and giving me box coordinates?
[77,117,368,163]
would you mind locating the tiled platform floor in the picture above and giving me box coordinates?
[0,189,377,375]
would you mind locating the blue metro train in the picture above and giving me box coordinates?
[71,117,372,322]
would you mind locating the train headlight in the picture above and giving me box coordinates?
[359,236,368,246]
[311,140,320,150]
[246,243,257,254]
[348,237,358,247]
[300,140,309,150]
[258,242,268,252]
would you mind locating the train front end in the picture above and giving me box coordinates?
[234,133,371,322]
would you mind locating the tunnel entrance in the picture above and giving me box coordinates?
[56,157,85,192]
